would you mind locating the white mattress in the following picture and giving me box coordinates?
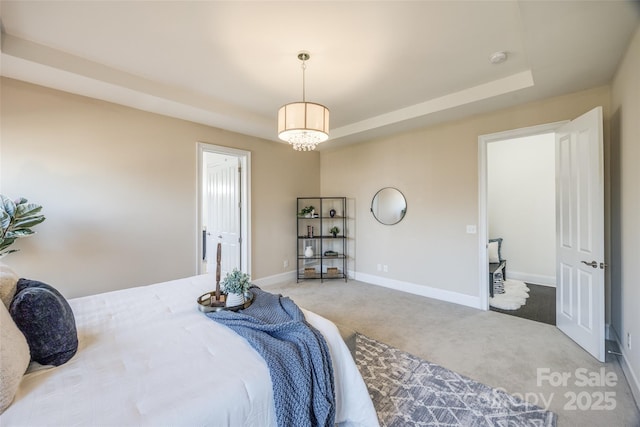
[1,274,379,426]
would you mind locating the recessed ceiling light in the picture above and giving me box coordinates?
[489,51,508,64]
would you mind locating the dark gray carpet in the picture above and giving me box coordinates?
[355,333,557,427]
[491,283,556,325]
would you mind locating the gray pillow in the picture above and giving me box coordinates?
[10,279,78,366]
[489,237,504,261]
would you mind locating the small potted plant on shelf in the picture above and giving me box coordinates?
[299,205,315,218]
[221,268,252,307]
[330,226,340,237]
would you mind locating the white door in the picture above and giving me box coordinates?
[204,153,241,278]
[556,106,605,362]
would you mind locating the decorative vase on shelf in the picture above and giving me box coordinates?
[225,292,245,307]
[329,209,336,218]
[304,246,314,257]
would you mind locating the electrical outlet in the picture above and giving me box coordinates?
[283,259,289,269]
[383,265,388,273]
[628,332,631,350]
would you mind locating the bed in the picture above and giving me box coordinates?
[0,273,379,426]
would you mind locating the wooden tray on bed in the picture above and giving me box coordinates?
[197,290,255,313]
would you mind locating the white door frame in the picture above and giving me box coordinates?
[196,142,251,276]
[477,121,567,310]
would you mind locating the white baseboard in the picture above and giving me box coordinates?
[610,326,640,409]
[507,270,556,287]
[255,268,357,288]
[256,270,482,309]
[256,269,549,309]
[252,270,296,287]
[354,272,482,309]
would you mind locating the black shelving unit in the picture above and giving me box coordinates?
[296,197,347,282]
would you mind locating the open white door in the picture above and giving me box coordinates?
[197,142,251,278]
[204,153,241,278]
[556,106,605,362]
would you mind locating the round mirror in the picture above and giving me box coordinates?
[371,187,407,225]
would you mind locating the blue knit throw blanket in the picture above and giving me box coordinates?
[206,288,335,427]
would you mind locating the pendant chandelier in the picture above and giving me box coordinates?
[278,52,330,151]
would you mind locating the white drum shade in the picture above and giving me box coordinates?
[278,101,330,151]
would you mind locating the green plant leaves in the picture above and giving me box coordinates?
[15,203,43,218]
[5,229,35,238]
[221,268,252,294]
[0,194,46,257]
[12,216,46,229]
[300,205,315,215]
[0,238,17,251]
[1,195,16,217]
[0,210,10,231]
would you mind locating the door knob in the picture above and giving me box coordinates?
[581,260,598,268]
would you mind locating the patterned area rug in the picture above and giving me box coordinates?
[355,334,557,427]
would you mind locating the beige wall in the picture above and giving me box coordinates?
[611,26,640,403]
[321,85,610,306]
[0,77,320,298]
[0,78,613,302]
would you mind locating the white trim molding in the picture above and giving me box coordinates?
[252,271,297,288]
[478,121,567,311]
[355,272,482,309]
[196,142,251,276]
[506,271,556,287]
[610,326,640,408]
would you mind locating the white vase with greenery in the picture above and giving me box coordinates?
[221,269,251,307]
[299,205,315,218]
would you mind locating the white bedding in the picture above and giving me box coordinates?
[1,274,378,426]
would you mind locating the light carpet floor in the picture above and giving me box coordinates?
[263,278,640,427]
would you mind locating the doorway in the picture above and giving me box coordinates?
[196,143,251,277]
[478,107,606,362]
[478,120,566,311]
[486,133,556,325]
